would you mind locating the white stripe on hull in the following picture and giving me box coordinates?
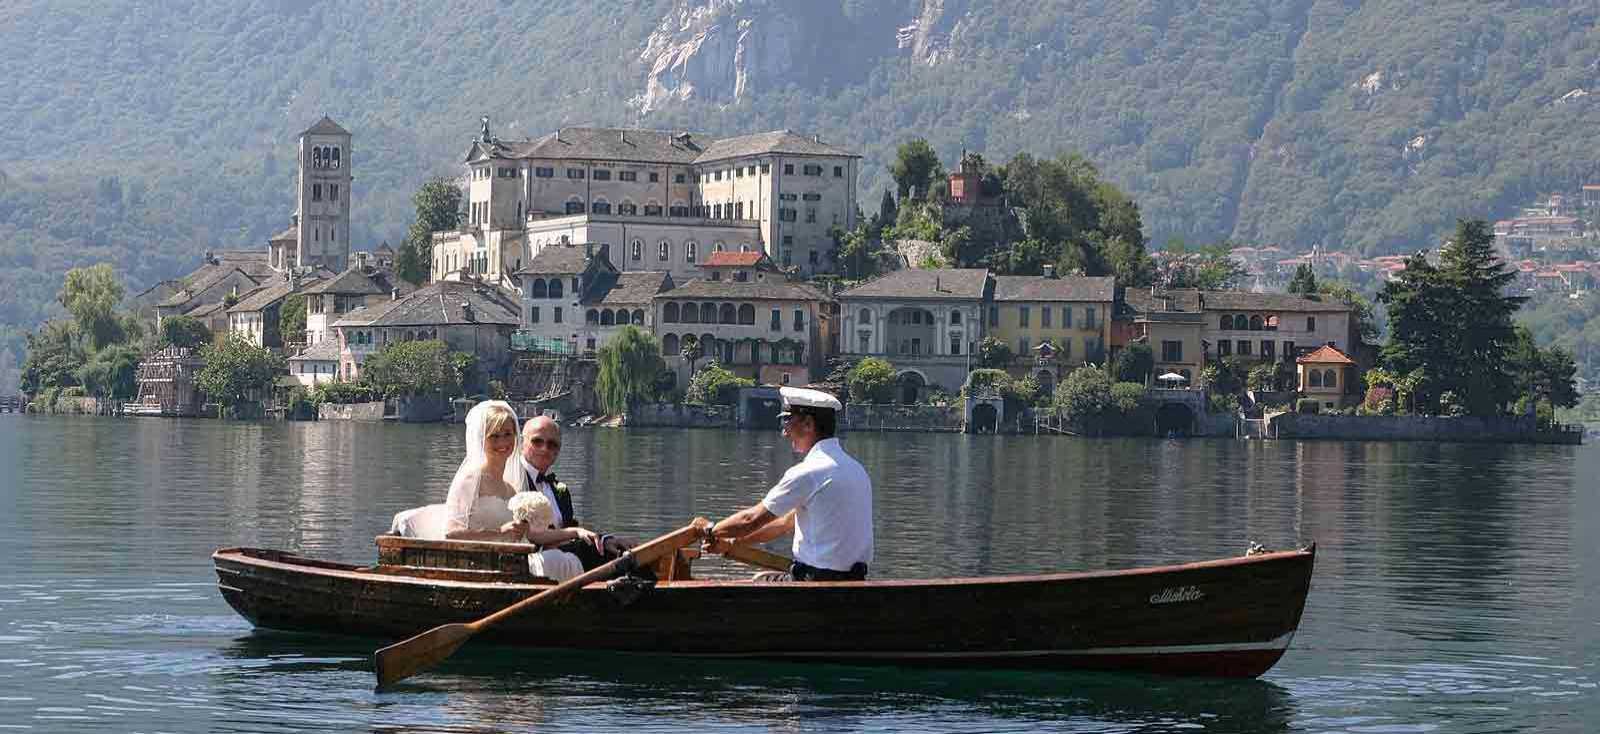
[685,632,1296,660]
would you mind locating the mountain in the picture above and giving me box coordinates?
[4,0,1600,377]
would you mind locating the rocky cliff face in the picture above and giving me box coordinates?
[634,0,965,115]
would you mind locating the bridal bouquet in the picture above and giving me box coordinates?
[507,491,555,530]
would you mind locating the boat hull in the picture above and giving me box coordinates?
[213,546,1314,678]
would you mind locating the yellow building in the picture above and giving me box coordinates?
[989,272,1115,391]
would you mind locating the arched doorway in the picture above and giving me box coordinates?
[1155,402,1194,437]
[971,403,999,433]
[897,371,926,404]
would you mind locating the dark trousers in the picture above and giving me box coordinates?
[558,534,635,572]
[790,561,868,581]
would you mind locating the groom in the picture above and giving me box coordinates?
[516,415,634,570]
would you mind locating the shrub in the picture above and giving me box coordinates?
[312,381,377,405]
[1113,343,1154,384]
[686,362,752,406]
[1054,365,1113,424]
[1209,393,1241,414]
[847,357,896,403]
[1296,398,1321,414]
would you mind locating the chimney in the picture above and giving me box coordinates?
[355,251,370,270]
[1043,264,1056,279]
[619,130,627,144]
[813,133,821,144]
[390,288,399,301]
[463,303,476,322]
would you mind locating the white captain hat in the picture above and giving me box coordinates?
[778,386,843,415]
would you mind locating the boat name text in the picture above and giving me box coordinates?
[1149,585,1206,605]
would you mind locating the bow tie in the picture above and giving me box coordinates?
[536,472,557,486]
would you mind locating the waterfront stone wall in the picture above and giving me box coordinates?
[842,403,964,432]
[627,402,735,429]
[319,401,386,421]
[1270,413,1582,444]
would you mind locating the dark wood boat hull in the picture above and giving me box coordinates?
[213,546,1314,678]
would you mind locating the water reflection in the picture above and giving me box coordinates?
[2,416,1595,732]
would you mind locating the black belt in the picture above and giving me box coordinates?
[790,561,868,581]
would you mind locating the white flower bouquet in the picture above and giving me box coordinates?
[507,491,555,530]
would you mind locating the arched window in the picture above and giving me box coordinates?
[751,341,764,363]
[1249,315,1263,331]
[1221,315,1234,330]
[951,310,962,325]
[659,240,672,261]
[859,308,872,324]
[719,303,737,324]
[586,309,599,325]
[664,303,680,323]
[1309,369,1323,388]
[549,279,563,299]
[530,279,548,298]
[700,303,717,323]
[332,147,341,169]
[739,243,751,252]
[565,198,585,215]
[738,304,755,324]
[631,239,643,262]
[607,310,621,326]
[313,147,322,168]
[1323,369,1337,388]
[685,241,698,262]
[680,303,699,324]
[632,309,645,325]
[713,241,726,252]
[591,198,611,215]
[662,333,679,354]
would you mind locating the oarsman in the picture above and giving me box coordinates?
[705,387,874,581]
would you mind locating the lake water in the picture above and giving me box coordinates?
[0,415,1596,732]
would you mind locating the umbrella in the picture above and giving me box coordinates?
[1156,372,1187,383]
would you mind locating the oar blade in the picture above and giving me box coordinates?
[374,622,475,688]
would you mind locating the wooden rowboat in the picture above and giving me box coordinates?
[213,536,1315,679]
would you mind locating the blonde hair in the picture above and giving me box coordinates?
[481,404,518,449]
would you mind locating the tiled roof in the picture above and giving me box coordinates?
[301,265,413,296]
[657,279,829,302]
[1122,288,1203,314]
[1297,344,1356,365]
[302,116,350,137]
[693,130,859,163]
[993,275,1115,302]
[518,243,608,276]
[228,280,306,313]
[839,268,990,300]
[334,280,520,328]
[703,251,768,268]
[590,271,673,307]
[184,300,229,318]
[288,340,341,362]
[486,127,708,165]
[270,226,297,242]
[1201,290,1357,313]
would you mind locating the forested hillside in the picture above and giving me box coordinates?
[5,0,1600,382]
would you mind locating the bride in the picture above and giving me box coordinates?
[442,400,524,541]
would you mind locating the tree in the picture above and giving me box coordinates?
[976,337,1014,369]
[1166,245,1247,290]
[1287,264,1319,294]
[1380,220,1523,415]
[1202,357,1249,395]
[1054,365,1113,425]
[679,334,704,374]
[1319,281,1379,344]
[360,339,466,398]
[1507,326,1580,410]
[160,314,213,349]
[19,321,84,395]
[58,264,127,349]
[836,225,884,279]
[596,325,666,414]
[890,138,943,200]
[279,294,306,346]
[1113,342,1154,383]
[685,362,752,406]
[75,344,141,400]
[197,335,284,409]
[397,177,463,284]
[846,357,896,403]
[874,189,897,235]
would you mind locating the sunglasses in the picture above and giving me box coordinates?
[526,437,562,450]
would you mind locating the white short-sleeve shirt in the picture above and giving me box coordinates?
[761,438,874,572]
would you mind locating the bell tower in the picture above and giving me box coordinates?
[296,116,353,272]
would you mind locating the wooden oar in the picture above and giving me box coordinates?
[719,542,793,573]
[373,520,708,688]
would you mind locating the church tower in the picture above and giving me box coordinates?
[296,116,353,272]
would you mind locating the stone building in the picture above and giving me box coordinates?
[700,250,782,282]
[1297,344,1359,410]
[433,120,860,286]
[583,270,675,354]
[289,116,354,272]
[153,250,275,331]
[331,280,520,384]
[654,278,832,387]
[1118,288,1206,386]
[298,252,415,346]
[1201,291,1358,365]
[837,268,991,401]
[512,242,614,355]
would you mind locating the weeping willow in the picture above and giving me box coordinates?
[596,325,666,415]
